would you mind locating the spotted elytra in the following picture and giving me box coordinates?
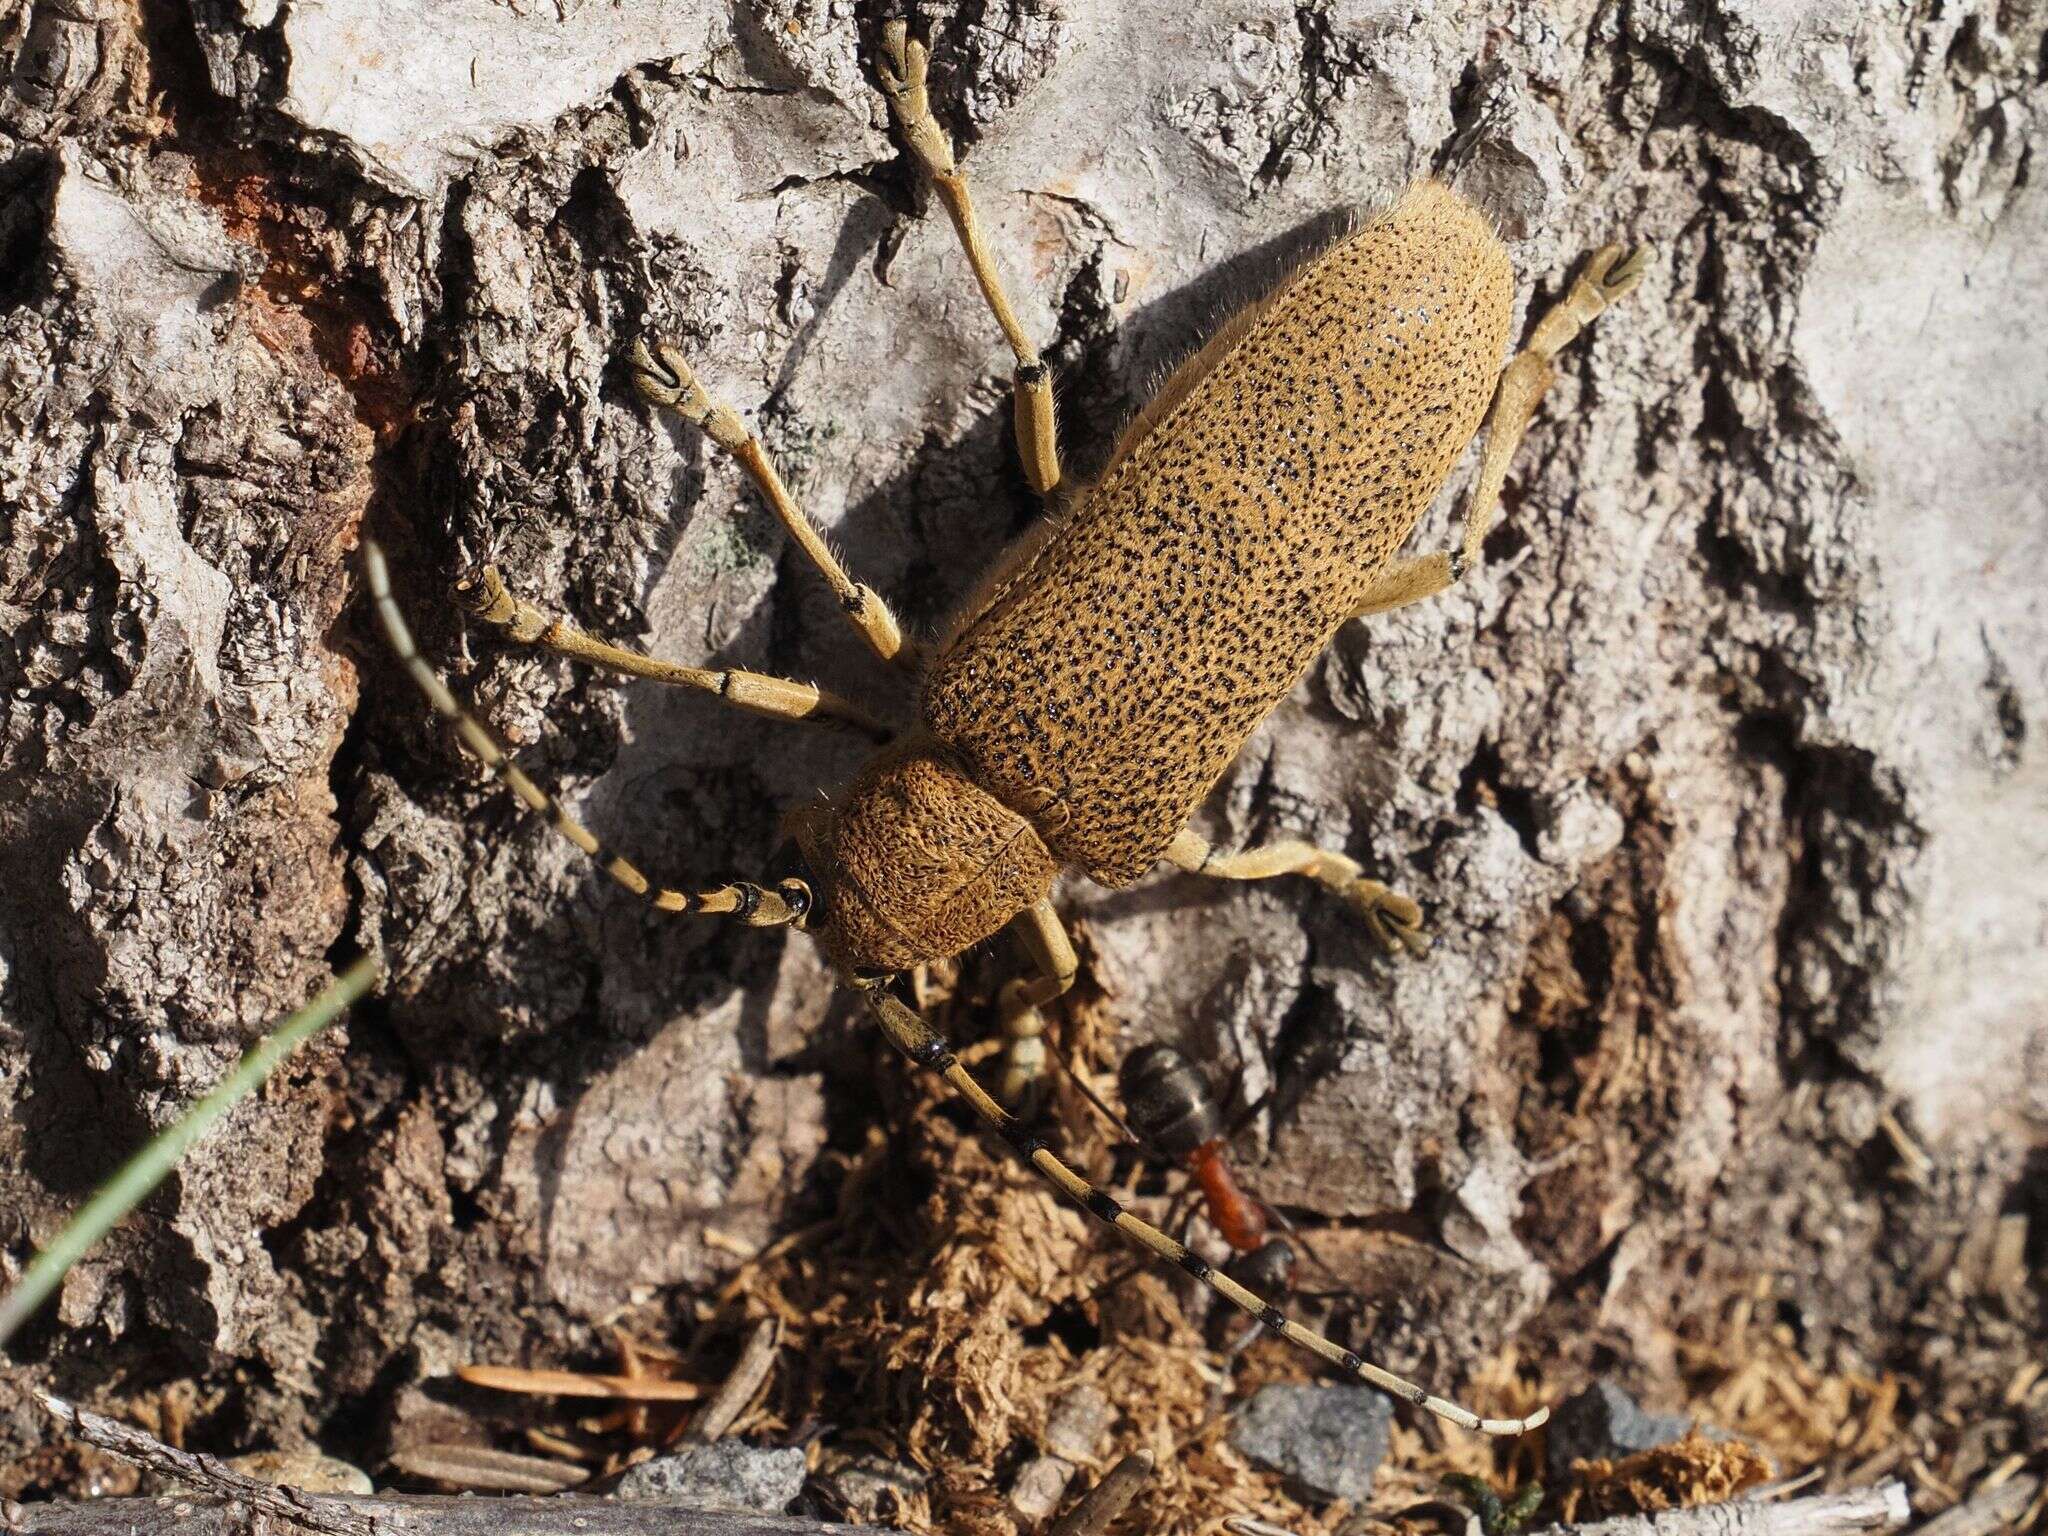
[365,19,1648,1437]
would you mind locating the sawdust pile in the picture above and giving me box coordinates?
[1557,1435,1770,1523]
[1677,1285,1904,1478]
[682,989,1934,1536]
[700,986,1396,1536]
[443,985,1939,1536]
[562,970,1551,1535]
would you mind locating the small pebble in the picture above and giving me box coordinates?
[1227,1383,1393,1503]
[612,1441,806,1513]
[812,1452,928,1522]
[224,1449,375,1495]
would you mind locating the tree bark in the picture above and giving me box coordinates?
[1,0,2043,1510]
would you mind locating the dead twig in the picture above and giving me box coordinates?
[686,1319,782,1445]
[1907,1475,2042,1536]
[33,1391,372,1536]
[24,1387,855,1535]
[1525,1484,1912,1536]
[3,1494,858,1534]
[1048,1452,1154,1536]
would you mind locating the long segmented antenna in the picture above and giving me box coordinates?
[362,540,810,929]
[863,986,1549,1436]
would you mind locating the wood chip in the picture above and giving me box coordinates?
[1910,1459,1961,1507]
[523,1429,599,1463]
[386,1442,586,1494]
[1878,1112,1933,1183]
[456,1364,703,1401]
[1907,1474,2041,1536]
[1050,1453,1155,1536]
[684,1318,782,1445]
[2000,1360,2042,1407]
[701,1228,761,1261]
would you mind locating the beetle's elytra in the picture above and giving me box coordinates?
[367,20,1648,1438]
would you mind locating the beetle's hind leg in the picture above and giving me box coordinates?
[455,565,889,739]
[874,22,1061,498]
[1347,242,1652,621]
[1165,829,1429,959]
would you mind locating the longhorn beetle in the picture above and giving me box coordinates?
[365,21,1648,1436]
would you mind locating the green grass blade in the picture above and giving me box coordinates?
[0,954,381,1349]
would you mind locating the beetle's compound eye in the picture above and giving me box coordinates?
[768,838,824,932]
[776,878,816,926]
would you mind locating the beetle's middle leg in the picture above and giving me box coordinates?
[455,565,888,739]
[365,541,812,929]
[1348,242,1652,621]
[875,22,1061,498]
[1165,828,1428,958]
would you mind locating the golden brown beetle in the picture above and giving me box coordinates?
[366,22,1647,1436]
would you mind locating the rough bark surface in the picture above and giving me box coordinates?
[1,0,2043,1502]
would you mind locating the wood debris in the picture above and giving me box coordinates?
[455,1365,703,1402]
[1559,1433,1772,1522]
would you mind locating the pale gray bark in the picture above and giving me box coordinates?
[1,0,2042,1499]
[1525,1486,1913,1536]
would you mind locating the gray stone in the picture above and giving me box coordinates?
[611,1442,807,1513]
[1228,1384,1393,1504]
[1544,1381,1696,1480]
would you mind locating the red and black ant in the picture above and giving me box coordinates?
[1114,1042,1321,1335]
[1119,1042,1275,1255]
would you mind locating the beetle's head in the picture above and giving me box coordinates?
[776,797,898,980]
[775,795,918,981]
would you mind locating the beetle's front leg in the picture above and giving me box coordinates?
[455,564,889,738]
[1164,829,1428,958]
[874,21,1061,498]
[988,899,1079,1110]
[631,341,919,672]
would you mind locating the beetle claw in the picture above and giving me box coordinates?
[1585,242,1653,304]
[1338,878,1431,958]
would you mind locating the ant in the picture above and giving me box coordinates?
[1118,1042,1275,1256]
[1115,1042,1318,1335]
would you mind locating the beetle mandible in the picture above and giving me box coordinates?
[365,21,1648,1437]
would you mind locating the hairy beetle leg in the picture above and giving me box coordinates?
[456,563,889,739]
[1165,830,1430,959]
[630,339,917,671]
[876,21,1061,497]
[1334,877,1430,958]
[991,899,1080,1109]
[1345,239,1657,626]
